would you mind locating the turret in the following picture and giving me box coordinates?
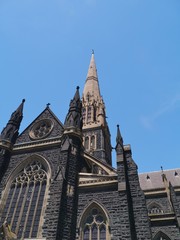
[64,86,82,137]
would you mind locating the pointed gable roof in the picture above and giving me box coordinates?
[16,106,64,145]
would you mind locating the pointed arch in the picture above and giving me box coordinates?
[153,231,171,240]
[78,201,111,240]
[148,201,164,214]
[0,154,51,239]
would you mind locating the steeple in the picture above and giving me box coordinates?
[82,52,112,165]
[0,99,25,145]
[82,52,106,128]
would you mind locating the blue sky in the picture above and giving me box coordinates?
[0,0,180,173]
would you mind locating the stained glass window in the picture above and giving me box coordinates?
[0,160,48,239]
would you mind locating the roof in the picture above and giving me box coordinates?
[139,168,180,191]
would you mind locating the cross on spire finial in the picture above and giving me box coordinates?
[46,103,51,108]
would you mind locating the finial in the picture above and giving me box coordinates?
[76,86,80,90]
[161,166,163,173]
[146,174,150,180]
[117,124,119,128]
[92,49,94,54]
[46,103,51,108]
[22,99,25,103]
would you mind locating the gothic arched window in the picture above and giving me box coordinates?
[153,231,171,240]
[87,107,92,123]
[82,108,86,122]
[0,158,50,239]
[79,203,110,240]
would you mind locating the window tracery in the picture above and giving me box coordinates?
[0,160,48,239]
[148,203,164,214]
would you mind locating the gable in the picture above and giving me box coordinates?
[15,107,64,145]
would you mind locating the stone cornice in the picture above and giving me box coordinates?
[79,173,117,188]
[149,212,175,222]
[13,137,62,152]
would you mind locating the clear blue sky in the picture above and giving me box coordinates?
[0,0,180,173]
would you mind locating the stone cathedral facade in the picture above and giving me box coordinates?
[0,53,180,240]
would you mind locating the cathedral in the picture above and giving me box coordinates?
[0,53,180,240]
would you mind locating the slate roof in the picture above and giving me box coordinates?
[139,168,180,191]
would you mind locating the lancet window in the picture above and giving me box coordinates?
[80,203,110,240]
[87,107,92,123]
[83,108,86,122]
[85,136,89,150]
[91,136,95,149]
[0,159,49,239]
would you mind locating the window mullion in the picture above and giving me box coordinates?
[29,181,42,237]
[21,181,35,239]
[10,183,22,227]
[89,225,92,240]
[15,183,29,235]
[98,224,100,240]
[5,184,17,222]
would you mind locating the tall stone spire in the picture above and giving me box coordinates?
[82,52,112,165]
[82,52,106,128]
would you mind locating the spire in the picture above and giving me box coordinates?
[64,86,82,130]
[82,52,106,127]
[83,51,101,99]
[0,99,25,144]
[82,52,112,165]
